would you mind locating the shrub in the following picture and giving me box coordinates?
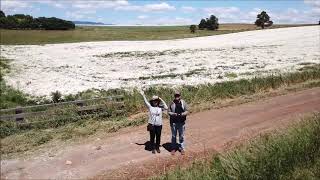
[51,90,62,103]
[189,25,197,33]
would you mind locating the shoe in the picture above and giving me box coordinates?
[156,148,161,153]
[171,150,176,155]
[152,149,156,154]
[181,150,185,155]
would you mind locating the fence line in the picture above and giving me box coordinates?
[0,95,125,121]
[0,95,124,113]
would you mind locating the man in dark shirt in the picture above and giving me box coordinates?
[168,91,189,155]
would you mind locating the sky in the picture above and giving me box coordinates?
[1,0,320,25]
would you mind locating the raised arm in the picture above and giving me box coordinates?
[139,90,151,109]
[159,97,168,110]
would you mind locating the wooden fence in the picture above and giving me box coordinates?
[0,95,125,122]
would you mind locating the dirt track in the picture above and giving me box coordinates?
[1,88,320,179]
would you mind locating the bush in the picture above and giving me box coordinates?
[189,25,196,33]
[51,91,62,103]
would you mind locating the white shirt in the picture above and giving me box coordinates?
[148,106,163,126]
[141,93,168,126]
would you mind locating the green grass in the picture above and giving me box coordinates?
[0,57,31,109]
[155,113,320,180]
[225,72,238,78]
[0,24,314,45]
[0,116,146,157]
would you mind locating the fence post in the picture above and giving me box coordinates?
[15,106,24,122]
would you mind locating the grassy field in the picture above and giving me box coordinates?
[0,24,313,45]
[1,61,320,157]
[155,113,320,180]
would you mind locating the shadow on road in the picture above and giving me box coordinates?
[135,141,153,151]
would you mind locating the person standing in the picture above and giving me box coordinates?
[168,91,189,155]
[140,90,168,154]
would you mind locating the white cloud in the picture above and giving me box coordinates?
[66,9,97,20]
[115,2,175,12]
[133,16,194,25]
[69,0,129,9]
[304,0,320,7]
[36,0,66,9]
[1,0,32,14]
[304,0,320,21]
[181,6,196,12]
[144,2,175,12]
[137,15,148,19]
[204,7,240,14]
[66,11,84,19]
[203,7,241,23]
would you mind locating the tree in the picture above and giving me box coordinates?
[0,10,5,18]
[189,25,196,33]
[255,11,273,29]
[198,15,219,31]
[0,12,75,30]
[206,15,219,30]
[198,19,206,30]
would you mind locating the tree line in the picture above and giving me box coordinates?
[190,11,274,33]
[0,11,75,30]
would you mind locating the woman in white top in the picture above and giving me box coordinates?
[140,90,168,154]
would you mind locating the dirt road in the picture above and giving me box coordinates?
[1,88,320,179]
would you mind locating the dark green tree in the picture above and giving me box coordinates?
[255,11,273,29]
[198,19,206,30]
[0,12,75,30]
[0,10,5,18]
[206,15,219,30]
[189,25,196,33]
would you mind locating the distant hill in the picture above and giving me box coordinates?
[73,21,112,25]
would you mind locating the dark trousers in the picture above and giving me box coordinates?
[149,125,162,149]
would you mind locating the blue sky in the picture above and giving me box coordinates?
[1,0,320,25]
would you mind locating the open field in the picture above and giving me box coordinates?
[1,26,319,97]
[0,24,314,45]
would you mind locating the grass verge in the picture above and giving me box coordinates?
[155,113,320,180]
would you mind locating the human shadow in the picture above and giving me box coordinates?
[135,141,153,151]
[162,142,181,152]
